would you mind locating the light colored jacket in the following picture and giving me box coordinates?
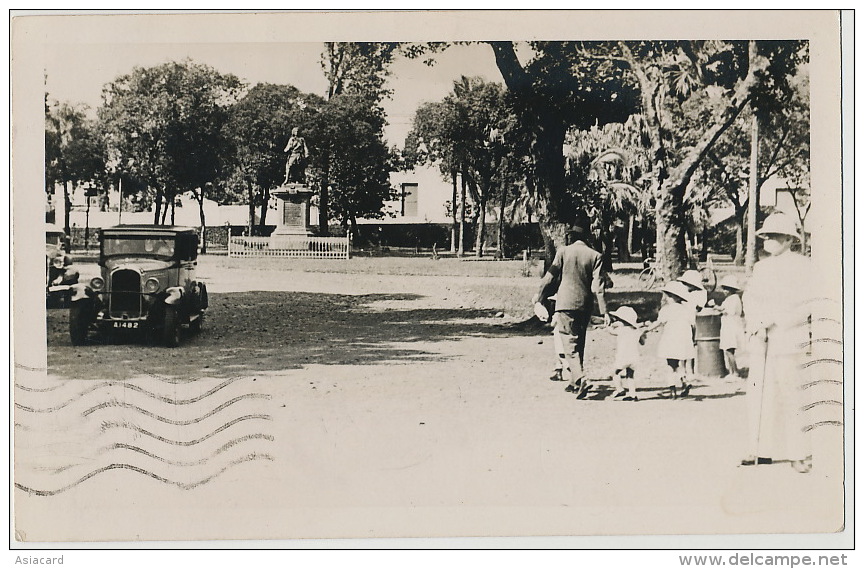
[538,241,605,312]
[743,251,812,355]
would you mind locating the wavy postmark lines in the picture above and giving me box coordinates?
[14,375,274,496]
[799,298,845,435]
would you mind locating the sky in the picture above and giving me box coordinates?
[44,39,506,148]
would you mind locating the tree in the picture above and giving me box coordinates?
[223,83,322,234]
[407,41,803,276]
[304,94,395,241]
[405,77,523,257]
[483,42,638,265]
[321,42,400,101]
[564,115,654,268]
[404,98,464,252]
[46,100,105,240]
[99,60,242,229]
[602,40,808,279]
[689,45,810,266]
[317,42,400,235]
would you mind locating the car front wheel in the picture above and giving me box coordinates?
[189,311,204,333]
[69,302,89,345]
[163,305,181,348]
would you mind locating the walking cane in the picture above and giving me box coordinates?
[749,329,770,462]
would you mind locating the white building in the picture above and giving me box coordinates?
[53,163,464,231]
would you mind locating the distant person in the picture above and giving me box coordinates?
[607,305,645,401]
[644,280,696,399]
[283,127,309,184]
[533,225,610,398]
[47,253,78,287]
[716,275,745,380]
[741,212,812,473]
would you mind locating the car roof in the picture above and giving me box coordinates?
[101,224,199,236]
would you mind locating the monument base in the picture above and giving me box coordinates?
[269,226,315,248]
[270,183,316,247]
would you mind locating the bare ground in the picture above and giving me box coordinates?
[14,255,844,542]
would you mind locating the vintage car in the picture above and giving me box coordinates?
[68,225,208,347]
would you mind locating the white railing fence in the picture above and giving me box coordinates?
[228,235,350,259]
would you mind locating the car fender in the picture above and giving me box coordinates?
[69,283,93,302]
[164,287,184,305]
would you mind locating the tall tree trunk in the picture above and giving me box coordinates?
[170,197,176,226]
[62,179,71,243]
[247,181,255,237]
[259,187,271,230]
[197,191,207,254]
[450,170,458,253]
[458,170,467,257]
[496,180,507,259]
[84,192,91,251]
[746,115,759,272]
[349,214,358,247]
[625,214,634,261]
[734,202,746,265]
[319,164,330,236]
[654,181,688,281]
[474,195,486,258]
[154,189,163,225]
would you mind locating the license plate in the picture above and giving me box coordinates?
[113,321,139,329]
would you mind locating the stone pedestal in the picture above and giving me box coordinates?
[270,184,315,247]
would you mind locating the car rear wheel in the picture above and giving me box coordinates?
[69,302,89,345]
[163,305,181,348]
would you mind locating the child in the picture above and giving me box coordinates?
[717,275,745,380]
[676,269,707,378]
[646,281,696,398]
[534,295,572,383]
[541,295,574,382]
[607,305,644,401]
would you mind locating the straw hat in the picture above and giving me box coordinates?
[609,306,639,327]
[719,275,741,290]
[663,280,691,302]
[678,269,705,290]
[755,212,801,240]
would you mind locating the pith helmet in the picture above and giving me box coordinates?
[609,306,639,327]
[678,269,705,290]
[755,212,801,240]
[719,275,741,290]
[662,280,691,302]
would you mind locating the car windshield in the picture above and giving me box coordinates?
[103,236,175,258]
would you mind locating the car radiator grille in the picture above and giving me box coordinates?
[109,269,142,317]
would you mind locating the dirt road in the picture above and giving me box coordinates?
[15,256,844,542]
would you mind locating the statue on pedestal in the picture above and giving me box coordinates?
[283,127,309,185]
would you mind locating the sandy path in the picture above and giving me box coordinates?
[16,259,844,542]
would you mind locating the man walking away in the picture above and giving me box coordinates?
[533,226,611,398]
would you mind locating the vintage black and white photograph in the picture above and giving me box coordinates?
[10,10,849,547]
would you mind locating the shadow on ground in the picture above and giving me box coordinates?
[47,291,539,381]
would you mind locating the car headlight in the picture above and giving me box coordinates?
[89,277,104,291]
[143,278,161,294]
